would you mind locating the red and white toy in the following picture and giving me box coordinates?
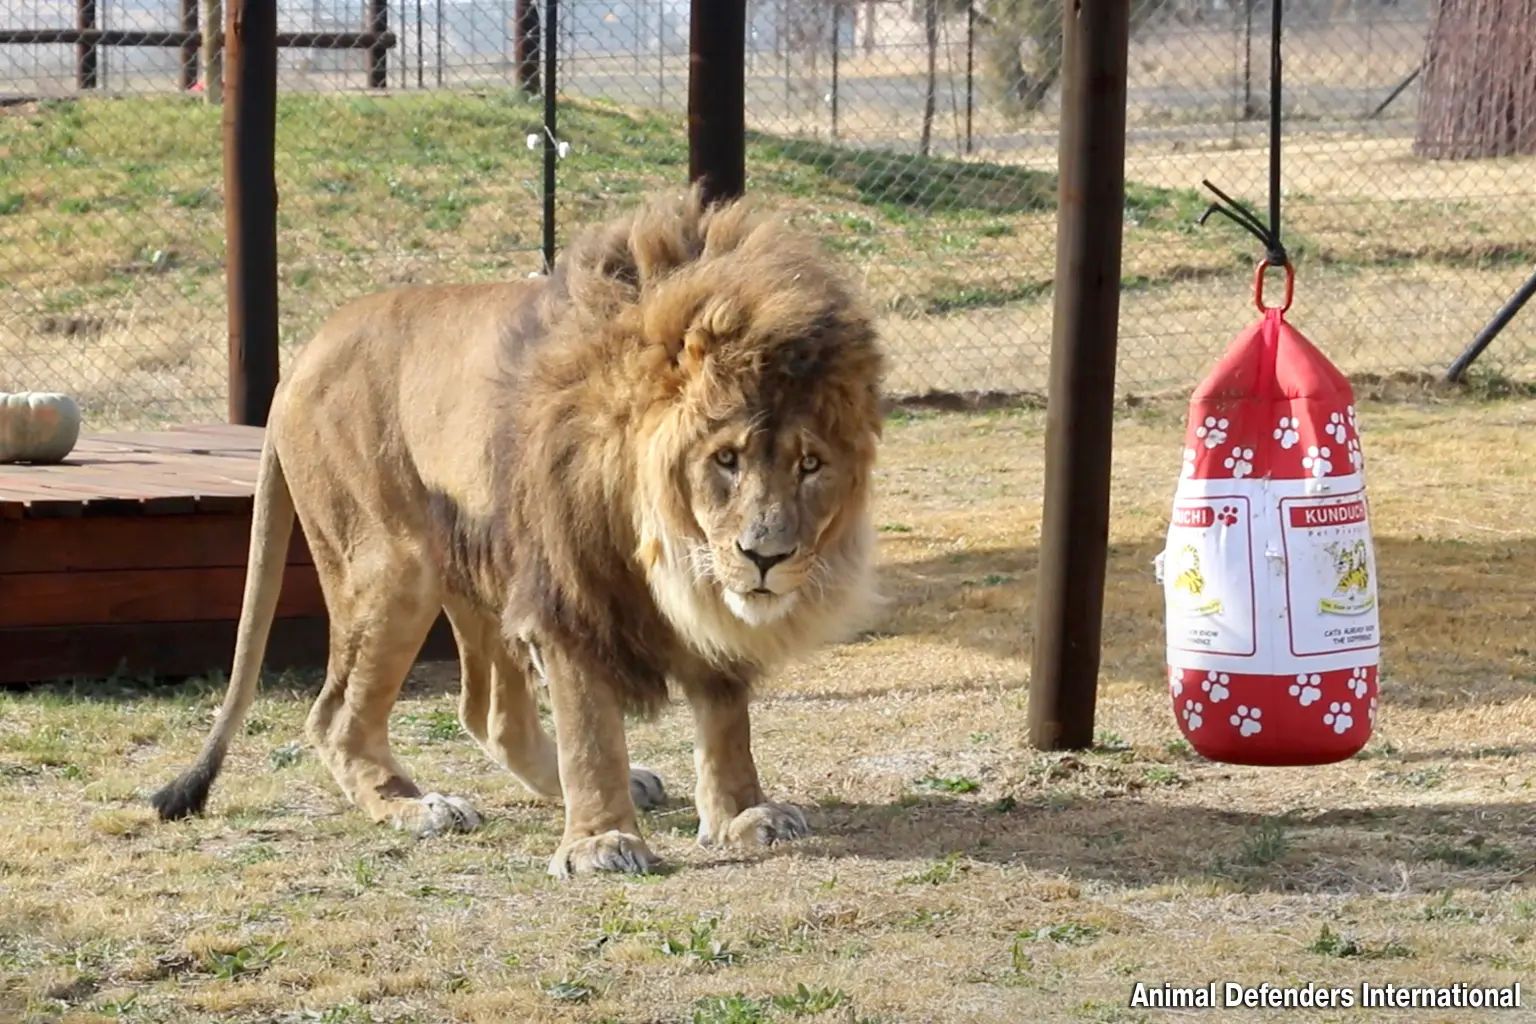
[1160,263,1380,765]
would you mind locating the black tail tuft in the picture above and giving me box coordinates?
[149,759,218,820]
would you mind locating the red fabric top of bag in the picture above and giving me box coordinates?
[1183,310,1361,483]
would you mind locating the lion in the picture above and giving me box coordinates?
[149,187,885,877]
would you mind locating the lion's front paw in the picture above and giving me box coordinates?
[548,830,660,878]
[629,766,667,811]
[402,792,482,837]
[712,802,810,848]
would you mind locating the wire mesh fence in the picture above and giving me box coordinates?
[1,0,1533,428]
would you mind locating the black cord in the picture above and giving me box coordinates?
[1268,0,1282,260]
[1200,0,1287,267]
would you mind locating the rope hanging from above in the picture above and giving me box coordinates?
[1199,0,1287,269]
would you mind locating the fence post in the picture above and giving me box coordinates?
[829,2,839,139]
[202,0,224,103]
[76,0,97,89]
[689,0,746,203]
[179,0,199,90]
[223,0,280,427]
[965,0,975,154]
[1028,0,1130,751]
[542,0,558,271]
[515,0,540,94]
[656,0,665,107]
[367,0,388,89]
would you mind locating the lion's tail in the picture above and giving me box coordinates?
[150,431,295,820]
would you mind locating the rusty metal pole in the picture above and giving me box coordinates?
[688,0,746,203]
[515,0,540,95]
[76,0,97,89]
[829,2,840,140]
[202,0,224,104]
[541,0,558,272]
[366,0,388,89]
[179,0,199,90]
[1028,0,1130,751]
[223,0,279,427]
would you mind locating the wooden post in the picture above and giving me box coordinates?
[202,0,224,103]
[515,0,540,95]
[76,0,97,89]
[1028,0,1130,751]
[688,0,746,203]
[366,0,389,89]
[223,0,279,427]
[179,0,199,90]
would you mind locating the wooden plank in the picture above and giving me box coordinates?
[0,514,314,574]
[0,564,326,627]
[9,473,195,517]
[0,426,268,520]
[0,614,456,685]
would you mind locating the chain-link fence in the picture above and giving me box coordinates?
[2,0,1533,427]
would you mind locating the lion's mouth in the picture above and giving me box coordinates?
[723,587,799,625]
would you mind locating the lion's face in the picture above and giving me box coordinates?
[684,414,856,626]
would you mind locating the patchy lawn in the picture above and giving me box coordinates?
[2,392,1535,1023]
[4,90,1534,425]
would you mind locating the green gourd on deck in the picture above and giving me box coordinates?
[0,392,82,463]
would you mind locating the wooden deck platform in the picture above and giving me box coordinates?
[0,424,453,684]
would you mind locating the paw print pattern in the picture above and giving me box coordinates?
[1170,668,1185,698]
[1216,505,1240,527]
[1181,447,1197,479]
[1196,416,1230,450]
[1273,416,1300,449]
[1201,671,1230,703]
[1288,673,1323,707]
[1302,445,1333,478]
[1347,437,1363,472]
[1368,695,1378,725]
[1223,446,1255,479]
[1182,699,1204,731]
[1325,412,1348,443]
[1348,667,1370,700]
[1228,704,1262,737]
[1347,405,1358,432]
[1323,701,1354,735]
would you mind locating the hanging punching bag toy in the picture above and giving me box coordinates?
[1160,258,1380,766]
[1158,0,1380,766]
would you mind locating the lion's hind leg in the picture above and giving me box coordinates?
[447,599,666,810]
[304,545,480,837]
[446,599,562,801]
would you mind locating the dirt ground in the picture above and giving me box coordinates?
[2,392,1534,1024]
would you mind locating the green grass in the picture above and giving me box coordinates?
[204,940,288,981]
[1236,818,1292,866]
[0,91,1208,343]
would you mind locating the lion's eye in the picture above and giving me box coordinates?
[715,449,739,470]
[799,453,822,475]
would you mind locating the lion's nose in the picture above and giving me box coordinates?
[737,542,795,577]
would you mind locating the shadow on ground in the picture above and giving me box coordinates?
[874,534,1536,708]
[804,792,1536,896]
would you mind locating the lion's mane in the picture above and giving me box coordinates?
[433,189,885,712]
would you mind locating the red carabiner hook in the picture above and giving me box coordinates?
[1254,259,1294,313]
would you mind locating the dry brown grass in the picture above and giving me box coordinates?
[3,394,1535,1023]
